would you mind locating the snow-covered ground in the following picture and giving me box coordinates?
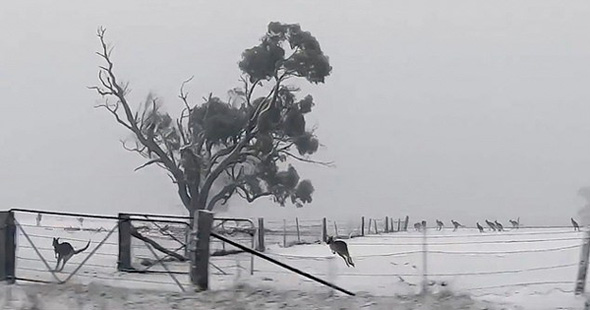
[6,212,590,309]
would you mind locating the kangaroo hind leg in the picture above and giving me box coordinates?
[347,255,355,267]
[55,257,62,272]
[60,254,73,272]
[338,253,350,267]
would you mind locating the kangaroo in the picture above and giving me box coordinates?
[509,217,520,229]
[435,220,444,231]
[414,222,422,231]
[326,236,355,267]
[485,220,497,231]
[52,238,90,272]
[451,220,463,231]
[421,220,427,230]
[572,218,580,231]
[494,220,504,232]
[476,222,484,233]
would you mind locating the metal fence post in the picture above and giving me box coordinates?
[0,211,16,283]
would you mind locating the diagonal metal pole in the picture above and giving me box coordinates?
[139,244,186,272]
[62,224,118,283]
[15,220,62,283]
[212,232,355,296]
[144,241,185,292]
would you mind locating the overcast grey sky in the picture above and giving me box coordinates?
[2,1,590,225]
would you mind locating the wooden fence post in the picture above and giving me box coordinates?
[404,216,410,231]
[334,221,339,237]
[0,211,16,283]
[361,216,365,236]
[256,218,265,252]
[576,229,590,295]
[117,213,133,271]
[398,218,401,232]
[322,217,327,242]
[374,219,378,234]
[385,216,389,233]
[367,219,372,235]
[295,217,301,243]
[190,210,213,291]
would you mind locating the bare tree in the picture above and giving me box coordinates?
[90,23,332,219]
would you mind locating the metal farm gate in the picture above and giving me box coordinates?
[0,209,354,295]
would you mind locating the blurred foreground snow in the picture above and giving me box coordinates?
[0,282,497,310]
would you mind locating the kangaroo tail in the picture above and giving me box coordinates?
[74,241,91,255]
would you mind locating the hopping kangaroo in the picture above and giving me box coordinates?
[326,236,355,267]
[476,222,484,233]
[52,238,90,272]
[435,220,444,231]
[451,220,463,232]
[485,220,497,231]
[571,218,580,231]
[494,220,504,232]
[509,217,520,229]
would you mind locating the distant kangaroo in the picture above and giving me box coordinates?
[509,217,520,229]
[435,220,444,231]
[451,220,463,232]
[494,220,504,232]
[572,218,580,231]
[326,236,355,267]
[485,220,497,231]
[52,238,90,272]
[476,222,484,233]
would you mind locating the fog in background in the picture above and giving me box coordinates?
[2,1,590,225]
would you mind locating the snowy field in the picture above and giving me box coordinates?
[5,211,590,309]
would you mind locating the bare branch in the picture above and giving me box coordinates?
[120,140,147,155]
[91,27,186,192]
[206,184,237,211]
[134,159,164,171]
[94,102,133,131]
[167,173,178,184]
[235,185,273,203]
[179,76,194,112]
[282,151,335,167]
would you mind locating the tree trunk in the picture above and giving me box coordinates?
[187,199,207,229]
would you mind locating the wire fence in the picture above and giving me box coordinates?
[248,224,588,301]
[4,209,590,303]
